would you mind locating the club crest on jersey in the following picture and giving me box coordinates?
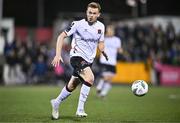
[98,29,101,34]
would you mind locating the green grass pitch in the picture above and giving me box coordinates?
[0,85,180,123]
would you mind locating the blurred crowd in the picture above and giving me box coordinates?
[1,33,73,85]
[0,21,179,85]
[116,22,180,66]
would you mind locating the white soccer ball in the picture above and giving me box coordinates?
[131,80,148,96]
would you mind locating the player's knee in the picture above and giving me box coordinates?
[103,75,114,81]
[104,77,112,82]
[84,75,94,84]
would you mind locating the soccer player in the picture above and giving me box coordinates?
[51,2,108,119]
[96,24,123,98]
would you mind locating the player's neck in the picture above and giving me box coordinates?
[85,18,96,25]
[106,34,114,37]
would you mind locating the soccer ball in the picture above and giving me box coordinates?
[131,80,148,97]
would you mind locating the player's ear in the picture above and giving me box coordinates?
[97,13,101,17]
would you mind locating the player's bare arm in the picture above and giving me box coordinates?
[98,41,108,61]
[51,32,67,67]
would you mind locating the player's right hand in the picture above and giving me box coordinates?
[102,51,108,61]
[51,55,64,67]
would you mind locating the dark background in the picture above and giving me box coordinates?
[2,0,180,27]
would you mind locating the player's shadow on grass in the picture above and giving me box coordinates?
[34,115,81,122]
[53,115,82,122]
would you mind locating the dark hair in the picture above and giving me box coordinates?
[87,2,101,12]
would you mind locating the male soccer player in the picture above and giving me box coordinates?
[96,24,123,98]
[51,2,108,119]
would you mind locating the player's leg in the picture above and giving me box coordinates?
[96,77,105,94]
[98,64,116,98]
[99,74,114,97]
[96,64,110,96]
[76,66,94,117]
[51,76,80,119]
[53,76,81,103]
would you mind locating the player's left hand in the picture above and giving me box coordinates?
[102,51,108,61]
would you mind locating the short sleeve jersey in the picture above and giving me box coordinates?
[64,19,105,63]
[100,36,121,66]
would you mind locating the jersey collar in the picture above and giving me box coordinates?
[85,18,97,26]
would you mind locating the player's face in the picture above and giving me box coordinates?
[86,7,100,23]
[106,26,115,36]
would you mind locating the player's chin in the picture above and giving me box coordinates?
[89,20,96,24]
[88,18,94,22]
[88,20,93,23]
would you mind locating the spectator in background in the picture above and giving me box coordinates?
[16,47,26,84]
[25,39,36,62]
[32,54,48,83]
[15,41,26,84]
[3,49,17,85]
[0,30,6,83]
[22,55,34,84]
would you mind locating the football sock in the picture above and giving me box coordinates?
[55,85,71,105]
[96,79,104,91]
[100,82,112,97]
[77,82,91,112]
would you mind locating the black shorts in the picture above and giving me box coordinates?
[70,56,92,77]
[100,63,116,74]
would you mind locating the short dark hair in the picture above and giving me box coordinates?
[87,2,101,12]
